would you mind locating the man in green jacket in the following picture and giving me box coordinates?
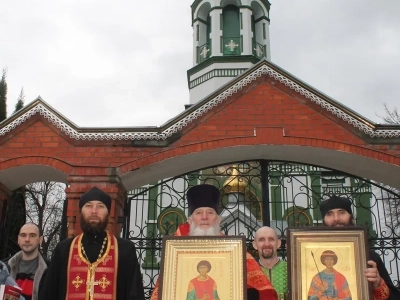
[253,226,288,300]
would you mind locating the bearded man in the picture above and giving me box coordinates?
[150,184,277,300]
[253,226,288,300]
[320,195,400,300]
[39,186,145,300]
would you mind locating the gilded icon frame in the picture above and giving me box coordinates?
[287,226,372,300]
[158,236,247,300]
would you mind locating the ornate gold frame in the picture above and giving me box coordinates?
[158,236,247,300]
[287,226,372,300]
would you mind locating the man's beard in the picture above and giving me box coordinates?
[329,221,349,227]
[323,219,354,227]
[80,214,109,235]
[189,222,221,236]
[260,247,275,259]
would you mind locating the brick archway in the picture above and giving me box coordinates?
[0,156,72,189]
[0,60,398,237]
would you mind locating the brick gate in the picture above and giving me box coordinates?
[0,60,399,298]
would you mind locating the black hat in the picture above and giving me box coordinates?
[79,186,112,212]
[187,184,220,215]
[320,195,353,218]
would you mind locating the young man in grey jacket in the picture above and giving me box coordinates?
[7,223,48,300]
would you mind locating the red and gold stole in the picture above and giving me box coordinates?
[66,231,118,300]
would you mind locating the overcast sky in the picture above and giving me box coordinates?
[1,0,399,127]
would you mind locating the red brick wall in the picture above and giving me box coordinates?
[0,77,399,236]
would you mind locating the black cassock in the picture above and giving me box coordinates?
[39,232,145,300]
[370,251,400,300]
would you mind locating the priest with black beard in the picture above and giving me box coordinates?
[39,186,145,300]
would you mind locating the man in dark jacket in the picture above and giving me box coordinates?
[320,195,400,300]
[39,186,145,300]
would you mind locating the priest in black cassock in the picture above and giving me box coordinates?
[39,186,145,300]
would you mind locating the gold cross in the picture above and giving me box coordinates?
[86,274,99,299]
[72,275,84,288]
[98,276,111,290]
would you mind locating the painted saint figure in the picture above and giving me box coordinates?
[308,250,352,300]
[187,260,220,300]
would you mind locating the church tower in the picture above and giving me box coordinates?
[188,0,271,104]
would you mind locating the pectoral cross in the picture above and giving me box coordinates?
[87,274,99,299]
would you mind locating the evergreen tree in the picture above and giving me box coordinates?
[0,68,7,122]
[0,72,28,259]
[14,87,25,113]
[11,89,27,258]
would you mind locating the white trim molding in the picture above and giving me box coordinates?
[1,63,399,140]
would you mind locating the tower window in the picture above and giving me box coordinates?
[263,23,266,40]
[222,5,241,56]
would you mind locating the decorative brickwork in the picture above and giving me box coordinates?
[1,63,399,142]
[0,61,399,236]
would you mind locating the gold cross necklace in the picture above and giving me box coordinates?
[81,235,107,300]
[81,235,107,263]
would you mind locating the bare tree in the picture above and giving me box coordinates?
[378,104,400,233]
[378,103,400,124]
[24,182,66,256]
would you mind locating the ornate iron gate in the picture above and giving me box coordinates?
[0,189,26,259]
[124,160,400,299]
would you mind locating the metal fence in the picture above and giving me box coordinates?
[124,160,400,299]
